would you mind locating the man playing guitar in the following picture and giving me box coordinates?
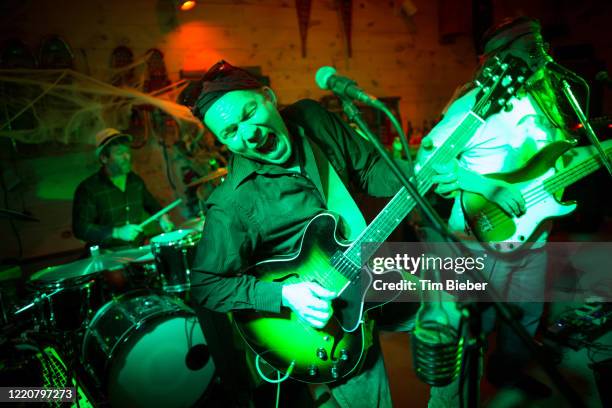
[188,61,414,407]
[422,17,605,405]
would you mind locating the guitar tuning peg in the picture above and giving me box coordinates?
[506,86,515,95]
[501,63,509,70]
[474,79,482,87]
[498,98,506,106]
[504,101,513,112]
[517,76,525,83]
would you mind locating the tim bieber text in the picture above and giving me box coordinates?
[372,279,488,292]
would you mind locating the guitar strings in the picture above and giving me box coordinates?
[476,153,606,228]
[344,117,483,263]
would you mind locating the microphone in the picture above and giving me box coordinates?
[543,59,585,83]
[410,260,462,387]
[412,311,462,386]
[315,66,383,107]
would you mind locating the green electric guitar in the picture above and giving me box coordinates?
[462,139,612,253]
[232,56,529,383]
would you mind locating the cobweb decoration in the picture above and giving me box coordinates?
[0,57,204,146]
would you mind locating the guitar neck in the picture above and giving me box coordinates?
[543,145,612,193]
[344,112,485,265]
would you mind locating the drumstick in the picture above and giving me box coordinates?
[138,198,182,229]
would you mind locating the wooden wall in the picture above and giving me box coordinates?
[2,0,478,124]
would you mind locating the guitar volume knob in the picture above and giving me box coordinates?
[331,365,339,379]
[308,365,318,377]
[316,348,328,360]
[340,349,349,361]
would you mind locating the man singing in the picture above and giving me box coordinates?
[189,61,414,407]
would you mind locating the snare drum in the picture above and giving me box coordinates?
[150,229,200,293]
[81,291,214,408]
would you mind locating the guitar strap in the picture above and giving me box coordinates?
[305,134,367,241]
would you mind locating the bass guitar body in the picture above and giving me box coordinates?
[461,141,577,253]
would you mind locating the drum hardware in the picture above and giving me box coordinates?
[9,231,217,406]
[25,275,105,333]
[14,286,65,316]
[0,290,8,326]
[26,246,156,332]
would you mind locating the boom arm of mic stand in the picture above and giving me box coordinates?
[338,96,586,408]
[561,79,612,178]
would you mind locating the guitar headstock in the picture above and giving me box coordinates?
[473,55,530,120]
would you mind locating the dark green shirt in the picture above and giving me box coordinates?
[191,99,410,313]
[72,169,162,248]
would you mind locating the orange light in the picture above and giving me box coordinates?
[179,1,196,11]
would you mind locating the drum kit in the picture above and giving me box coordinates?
[1,221,215,408]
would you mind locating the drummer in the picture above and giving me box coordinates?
[72,128,174,249]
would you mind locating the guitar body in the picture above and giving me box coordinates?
[232,213,402,383]
[462,141,577,253]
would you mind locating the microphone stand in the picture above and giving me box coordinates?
[561,79,612,178]
[337,95,586,407]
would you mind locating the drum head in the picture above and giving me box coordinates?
[150,229,196,246]
[108,314,214,408]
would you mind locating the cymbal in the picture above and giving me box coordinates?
[30,246,152,284]
[186,168,228,188]
[179,217,205,231]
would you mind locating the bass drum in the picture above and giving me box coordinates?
[82,291,214,408]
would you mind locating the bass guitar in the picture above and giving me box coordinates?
[233,56,529,383]
[462,139,612,254]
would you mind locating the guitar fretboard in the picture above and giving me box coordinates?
[543,145,612,194]
[343,112,485,267]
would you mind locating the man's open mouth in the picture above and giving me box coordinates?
[257,133,277,154]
